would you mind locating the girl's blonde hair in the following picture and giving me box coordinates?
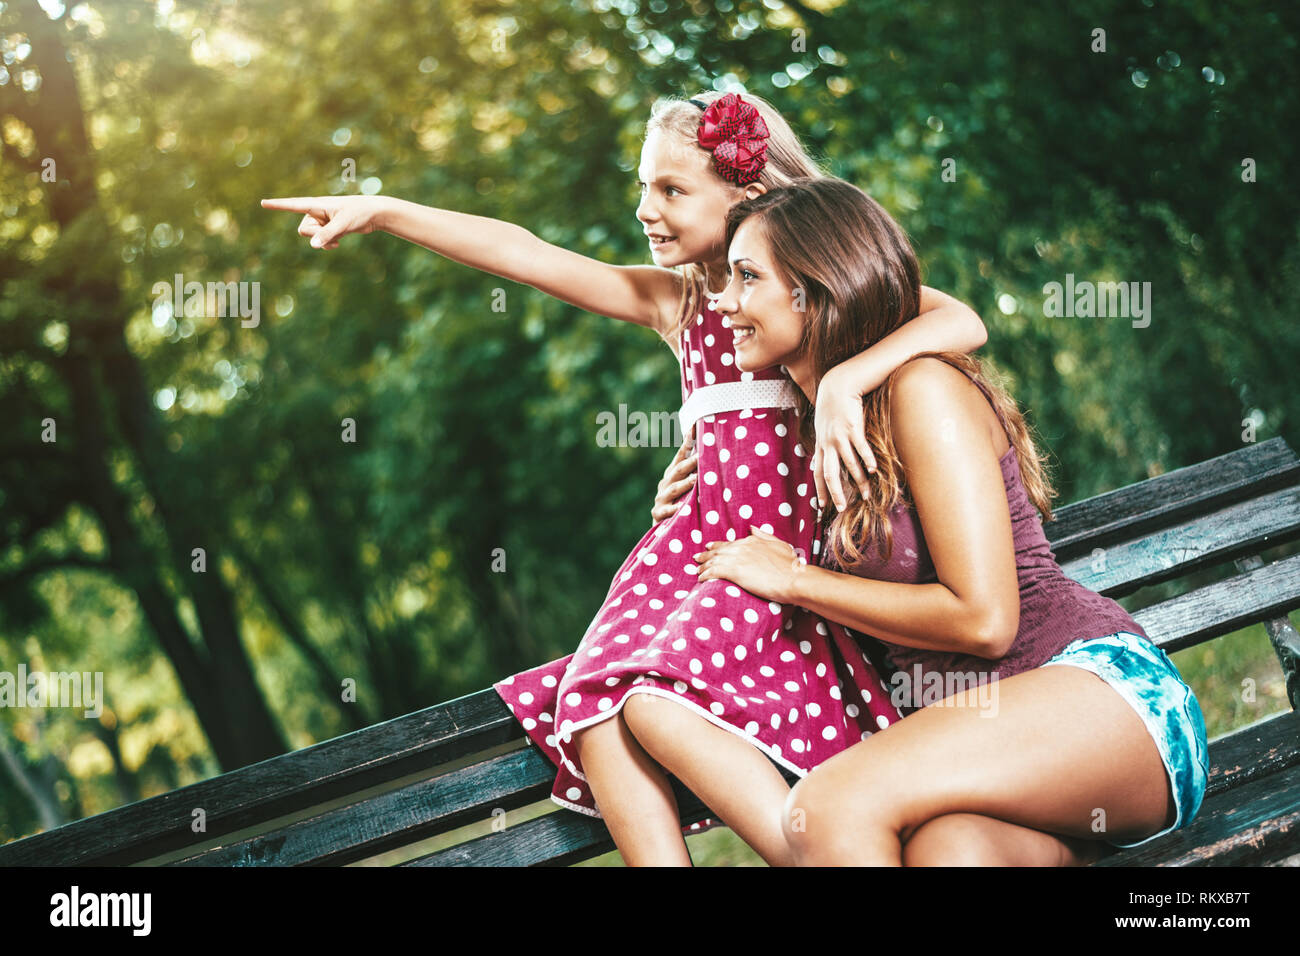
[645,91,829,346]
[723,178,1057,568]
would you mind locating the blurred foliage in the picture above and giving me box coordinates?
[0,0,1296,843]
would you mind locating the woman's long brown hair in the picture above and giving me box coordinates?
[723,178,1057,568]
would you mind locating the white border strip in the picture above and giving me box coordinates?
[678,379,800,435]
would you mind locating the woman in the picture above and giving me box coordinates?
[686,176,1209,865]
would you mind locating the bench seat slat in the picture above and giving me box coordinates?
[1094,758,1300,866]
[168,746,555,866]
[1047,437,1300,559]
[1060,485,1300,597]
[0,688,520,866]
[1134,553,1300,653]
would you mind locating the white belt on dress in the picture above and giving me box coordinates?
[678,379,801,435]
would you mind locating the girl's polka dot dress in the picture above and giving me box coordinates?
[493,294,902,831]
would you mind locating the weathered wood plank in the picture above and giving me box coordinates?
[1095,757,1300,866]
[168,746,556,866]
[0,688,521,866]
[1134,553,1300,653]
[1060,485,1300,597]
[1047,437,1300,560]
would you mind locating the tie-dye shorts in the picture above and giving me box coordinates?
[1040,631,1210,848]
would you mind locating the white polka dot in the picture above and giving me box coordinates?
[644,552,658,566]
[542,675,557,687]
[712,652,725,667]
[706,510,719,524]
[710,701,726,715]
[719,448,731,463]
[822,726,837,740]
[734,645,747,661]
[523,717,536,730]
[695,626,711,640]
[861,688,872,703]
[760,665,775,677]
[519,692,534,705]
[672,638,687,650]
[598,698,613,711]
[566,787,583,801]
[745,721,760,736]
[587,645,602,657]
[754,442,769,456]
[720,352,733,366]
[674,680,689,693]
[703,471,718,485]
[845,703,859,718]
[789,707,799,723]
[565,692,581,706]
[743,608,759,623]
[689,659,703,674]
[770,713,782,729]
[784,681,800,692]
[778,502,792,516]
[778,462,789,476]
[720,617,734,632]
[668,539,683,553]
[757,483,771,497]
[702,432,715,446]
[736,465,750,480]
[791,739,804,753]
[738,504,752,519]
[799,641,812,654]
[780,651,796,662]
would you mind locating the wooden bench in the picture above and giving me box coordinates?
[2,437,1297,867]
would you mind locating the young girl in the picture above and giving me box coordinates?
[692,176,1209,866]
[263,91,988,866]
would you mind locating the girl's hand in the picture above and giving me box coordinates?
[651,425,697,523]
[813,366,878,513]
[693,526,807,605]
[259,196,391,249]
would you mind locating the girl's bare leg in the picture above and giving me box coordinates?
[621,692,796,867]
[782,664,1173,866]
[570,714,693,866]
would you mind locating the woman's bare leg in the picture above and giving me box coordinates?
[622,692,796,867]
[902,812,1103,866]
[782,664,1173,865]
[570,714,693,866]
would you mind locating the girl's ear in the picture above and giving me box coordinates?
[743,182,768,201]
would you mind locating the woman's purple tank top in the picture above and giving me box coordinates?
[823,362,1148,690]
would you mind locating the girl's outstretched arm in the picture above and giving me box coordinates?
[812,286,987,513]
[260,195,683,340]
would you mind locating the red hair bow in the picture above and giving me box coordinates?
[696,93,770,185]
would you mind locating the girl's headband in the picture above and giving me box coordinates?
[688,93,770,185]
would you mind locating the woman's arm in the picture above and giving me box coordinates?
[260,195,683,339]
[698,358,1018,657]
[813,286,987,512]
